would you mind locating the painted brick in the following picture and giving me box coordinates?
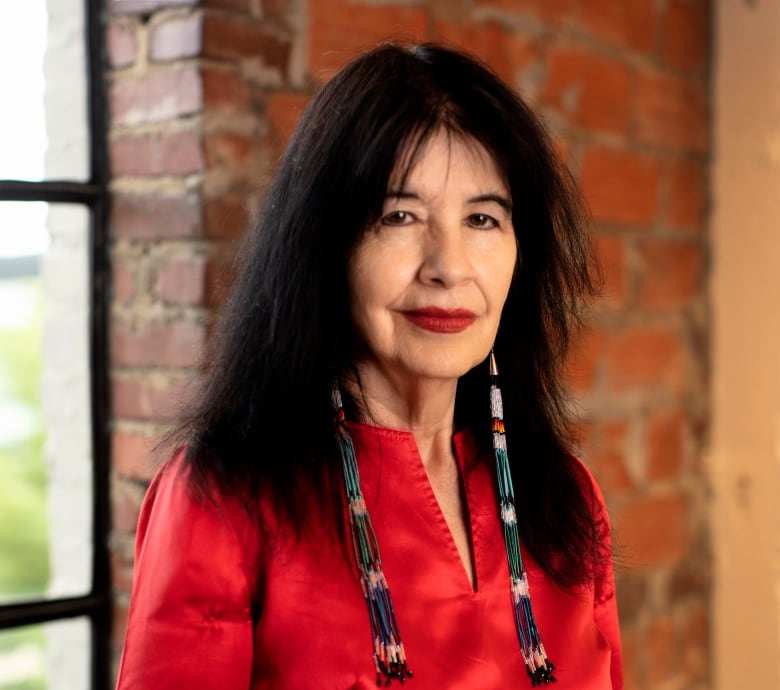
[112,376,194,420]
[309,0,427,78]
[667,158,706,232]
[205,244,238,306]
[432,20,538,87]
[636,68,708,152]
[266,92,309,148]
[111,429,159,483]
[155,256,208,305]
[111,320,206,367]
[202,12,291,68]
[615,493,690,567]
[110,66,202,126]
[580,146,662,226]
[664,0,709,73]
[107,22,138,69]
[150,11,203,62]
[112,261,136,304]
[572,0,656,55]
[110,0,196,15]
[543,47,631,135]
[112,194,201,239]
[605,325,686,393]
[110,129,204,177]
[638,240,702,309]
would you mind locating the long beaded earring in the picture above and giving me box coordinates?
[490,350,556,686]
[332,386,413,686]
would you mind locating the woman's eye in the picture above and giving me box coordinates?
[467,213,498,229]
[381,210,413,226]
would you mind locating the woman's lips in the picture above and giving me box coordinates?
[400,307,477,333]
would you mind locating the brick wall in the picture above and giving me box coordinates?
[105,1,711,687]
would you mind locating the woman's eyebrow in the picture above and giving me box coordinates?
[385,189,420,200]
[468,193,513,213]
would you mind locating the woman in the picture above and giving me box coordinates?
[116,43,622,689]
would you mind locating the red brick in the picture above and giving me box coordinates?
[309,0,427,78]
[580,419,636,494]
[107,22,137,69]
[473,0,570,23]
[664,0,709,73]
[636,68,708,153]
[266,92,309,148]
[614,493,690,566]
[110,66,202,126]
[646,407,684,480]
[593,233,627,307]
[201,0,251,10]
[202,12,290,68]
[203,66,251,114]
[110,550,135,593]
[111,320,206,367]
[111,479,145,533]
[155,256,207,304]
[564,327,603,393]
[638,240,702,309]
[572,0,657,55]
[543,47,631,135]
[110,0,196,15]
[683,606,708,678]
[204,131,255,168]
[110,129,204,176]
[112,376,194,420]
[205,243,238,306]
[150,11,202,62]
[432,21,538,87]
[621,626,639,690]
[605,325,686,393]
[667,158,706,232]
[263,0,289,18]
[647,615,680,683]
[112,262,136,304]
[203,194,248,239]
[112,597,129,652]
[111,429,159,482]
[580,146,662,226]
[112,194,201,239]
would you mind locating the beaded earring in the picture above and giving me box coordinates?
[332,387,412,686]
[490,350,556,685]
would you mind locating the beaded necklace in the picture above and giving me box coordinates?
[332,352,555,686]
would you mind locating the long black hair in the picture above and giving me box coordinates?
[168,43,605,590]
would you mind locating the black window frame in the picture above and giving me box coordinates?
[0,0,111,688]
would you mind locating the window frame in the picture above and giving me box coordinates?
[0,0,111,687]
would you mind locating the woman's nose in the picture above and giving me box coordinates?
[419,224,473,287]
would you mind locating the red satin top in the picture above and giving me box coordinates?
[116,423,622,689]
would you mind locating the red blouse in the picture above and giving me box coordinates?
[116,423,622,689]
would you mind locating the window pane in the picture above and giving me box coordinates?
[0,617,90,690]
[0,202,92,603]
[0,0,89,181]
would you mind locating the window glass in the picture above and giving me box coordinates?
[0,617,90,690]
[0,0,89,181]
[0,202,92,604]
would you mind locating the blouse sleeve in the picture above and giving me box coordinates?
[115,454,261,690]
[573,457,624,690]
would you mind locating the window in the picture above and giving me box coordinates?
[0,1,110,689]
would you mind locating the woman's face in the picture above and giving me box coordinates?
[347,130,518,386]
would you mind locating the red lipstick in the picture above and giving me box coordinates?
[401,307,477,333]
